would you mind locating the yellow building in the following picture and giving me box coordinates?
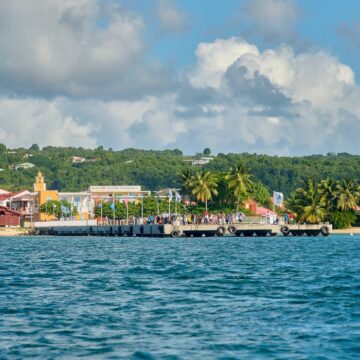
[34,172,59,221]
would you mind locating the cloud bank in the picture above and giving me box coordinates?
[0,0,359,155]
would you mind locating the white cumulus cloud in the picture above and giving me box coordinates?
[181,37,360,154]
[0,1,359,156]
[0,97,96,148]
[0,0,147,98]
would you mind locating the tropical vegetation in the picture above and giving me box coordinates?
[1,144,360,228]
[0,144,360,197]
[39,199,78,219]
[225,164,253,213]
[190,171,218,211]
[287,178,360,228]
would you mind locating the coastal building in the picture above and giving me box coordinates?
[0,189,11,207]
[0,206,21,227]
[4,172,150,222]
[7,190,37,222]
[244,199,277,223]
[88,185,150,203]
[33,172,59,221]
[58,192,94,220]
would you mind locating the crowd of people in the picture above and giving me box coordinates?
[98,211,248,226]
[97,211,297,226]
[140,211,248,225]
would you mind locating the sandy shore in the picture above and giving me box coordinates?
[331,227,360,234]
[0,228,32,236]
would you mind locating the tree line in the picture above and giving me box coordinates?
[287,178,360,228]
[38,163,360,228]
[0,145,360,196]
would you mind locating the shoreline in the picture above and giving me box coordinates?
[0,228,32,236]
[0,227,359,236]
[331,227,360,234]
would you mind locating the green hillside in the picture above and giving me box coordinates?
[0,144,359,196]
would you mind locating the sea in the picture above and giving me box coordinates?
[0,235,359,359]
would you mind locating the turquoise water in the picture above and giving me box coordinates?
[0,236,359,359]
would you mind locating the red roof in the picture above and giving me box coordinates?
[0,206,22,216]
[244,199,277,216]
[0,194,11,201]
[0,190,31,201]
[255,206,277,216]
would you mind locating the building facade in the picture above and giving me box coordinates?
[7,173,150,222]
[0,206,21,227]
[34,172,59,221]
[58,192,94,220]
[88,186,150,203]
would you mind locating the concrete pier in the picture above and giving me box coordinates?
[34,222,332,237]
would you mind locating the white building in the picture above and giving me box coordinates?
[72,156,86,163]
[58,192,94,220]
[88,185,150,202]
[15,162,35,170]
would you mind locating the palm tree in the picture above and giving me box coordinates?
[288,178,326,224]
[225,164,253,213]
[191,171,218,211]
[335,179,360,211]
[318,178,338,211]
[300,201,327,224]
[178,168,193,193]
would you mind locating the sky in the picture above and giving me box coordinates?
[1,0,360,155]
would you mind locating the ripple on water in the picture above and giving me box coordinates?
[0,235,359,359]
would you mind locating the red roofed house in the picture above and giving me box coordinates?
[244,199,278,224]
[0,206,21,227]
[8,190,37,222]
[0,189,11,207]
[0,189,37,224]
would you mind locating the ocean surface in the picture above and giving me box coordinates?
[0,235,359,359]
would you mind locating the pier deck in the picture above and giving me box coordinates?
[34,222,332,237]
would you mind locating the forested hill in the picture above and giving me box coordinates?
[0,144,359,196]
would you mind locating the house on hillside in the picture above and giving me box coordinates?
[15,162,35,170]
[72,156,86,163]
[183,156,214,166]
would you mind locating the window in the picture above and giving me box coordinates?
[74,196,81,209]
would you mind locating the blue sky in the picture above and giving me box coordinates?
[139,0,360,76]
[0,0,360,155]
